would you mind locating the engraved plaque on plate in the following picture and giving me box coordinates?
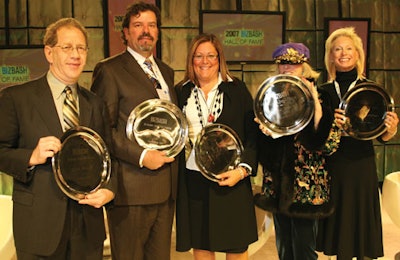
[340,82,395,140]
[52,126,111,200]
[254,74,314,137]
[195,124,243,182]
[126,99,188,157]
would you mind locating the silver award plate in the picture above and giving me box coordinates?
[340,82,395,140]
[254,74,314,136]
[126,99,188,157]
[195,124,244,182]
[52,126,111,201]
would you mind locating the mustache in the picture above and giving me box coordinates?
[138,33,154,41]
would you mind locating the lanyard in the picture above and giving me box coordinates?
[334,78,358,101]
[334,78,358,137]
[193,86,221,127]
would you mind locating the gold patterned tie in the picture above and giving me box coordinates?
[63,86,79,130]
[144,59,162,89]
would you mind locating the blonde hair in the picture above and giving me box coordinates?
[324,27,365,81]
[302,62,320,81]
[275,63,320,82]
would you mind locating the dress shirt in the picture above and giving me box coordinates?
[126,47,171,101]
[47,71,79,130]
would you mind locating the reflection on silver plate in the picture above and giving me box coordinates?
[126,99,188,157]
[340,82,394,140]
[254,74,314,136]
[195,124,243,182]
[52,126,111,201]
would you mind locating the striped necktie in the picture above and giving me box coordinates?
[144,59,161,89]
[63,86,79,130]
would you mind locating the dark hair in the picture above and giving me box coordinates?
[180,33,232,87]
[43,17,88,47]
[121,1,161,45]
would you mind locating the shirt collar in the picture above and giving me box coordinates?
[47,71,77,99]
[127,46,155,66]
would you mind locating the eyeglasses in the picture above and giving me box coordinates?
[193,54,218,61]
[53,45,89,54]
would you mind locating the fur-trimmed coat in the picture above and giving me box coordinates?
[255,88,337,219]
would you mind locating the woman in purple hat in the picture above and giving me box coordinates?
[254,42,338,260]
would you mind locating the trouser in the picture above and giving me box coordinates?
[17,201,103,260]
[273,213,318,260]
[107,199,175,260]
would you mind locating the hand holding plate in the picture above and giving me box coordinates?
[78,188,115,208]
[339,82,394,140]
[254,74,315,138]
[52,126,111,201]
[254,117,272,136]
[142,149,175,170]
[195,124,243,182]
[382,111,399,141]
[334,108,346,129]
[30,136,61,165]
[126,99,188,157]
[217,168,244,187]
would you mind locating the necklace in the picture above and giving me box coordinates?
[193,87,222,126]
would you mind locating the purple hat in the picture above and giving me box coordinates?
[272,43,310,64]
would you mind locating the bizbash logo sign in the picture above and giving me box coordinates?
[223,29,264,46]
[1,65,30,84]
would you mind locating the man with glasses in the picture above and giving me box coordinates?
[0,17,116,259]
[91,2,178,260]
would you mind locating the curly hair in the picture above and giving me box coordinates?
[120,1,161,45]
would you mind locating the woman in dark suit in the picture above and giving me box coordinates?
[175,33,258,259]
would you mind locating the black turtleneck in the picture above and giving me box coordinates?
[335,68,358,95]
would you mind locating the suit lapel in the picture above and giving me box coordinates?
[120,52,159,97]
[154,58,178,104]
[77,87,92,127]
[32,77,64,137]
[32,78,93,136]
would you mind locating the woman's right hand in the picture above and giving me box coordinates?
[334,108,346,129]
[254,117,272,136]
[216,167,244,187]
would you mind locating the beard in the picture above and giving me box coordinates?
[139,42,154,52]
[138,33,155,52]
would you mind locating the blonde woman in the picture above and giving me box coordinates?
[316,27,399,259]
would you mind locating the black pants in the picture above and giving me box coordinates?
[273,213,318,260]
[17,201,103,260]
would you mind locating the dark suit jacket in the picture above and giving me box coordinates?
[0,75,116,256]
[91,51,178,205]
